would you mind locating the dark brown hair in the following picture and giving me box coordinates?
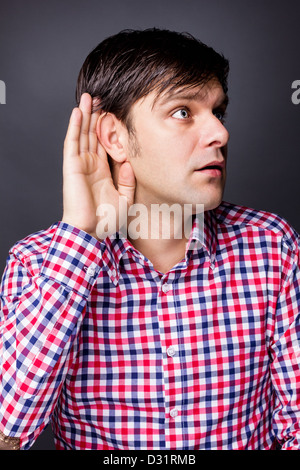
[76,28,229,131]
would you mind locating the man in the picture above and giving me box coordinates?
[0,28,299,450]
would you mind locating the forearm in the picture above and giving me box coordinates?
[0,222,104,448]
[269,238,300,450]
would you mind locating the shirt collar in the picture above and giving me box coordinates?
[186,209,218,262]
[100,208,218,284]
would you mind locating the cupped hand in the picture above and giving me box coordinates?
[62,93,136,240]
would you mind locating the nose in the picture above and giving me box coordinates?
[201,113,230,149]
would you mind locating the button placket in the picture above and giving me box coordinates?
[156,275,183,443]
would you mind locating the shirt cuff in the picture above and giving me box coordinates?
[40,222,105,298]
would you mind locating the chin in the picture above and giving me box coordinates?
[190,192,223,213]
[204,185,225,211]
[205,198,223,211]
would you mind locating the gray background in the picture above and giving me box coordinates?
[0,0,299,450]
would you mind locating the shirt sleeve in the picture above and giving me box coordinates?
[0,222,104,450]
[269,233,300,450]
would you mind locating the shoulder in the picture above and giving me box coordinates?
[215,201,299,252]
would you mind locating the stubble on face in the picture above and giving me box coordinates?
[123,81,229,213]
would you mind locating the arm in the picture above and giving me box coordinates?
[0,222,104,449]
[269,234,300,449]
[0,94,135,449]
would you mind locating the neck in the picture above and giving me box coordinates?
[126,196,192,274]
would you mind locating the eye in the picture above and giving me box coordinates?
[213,110,227,124]
[172,108,190,120]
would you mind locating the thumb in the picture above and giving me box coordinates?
[117,161,136,205]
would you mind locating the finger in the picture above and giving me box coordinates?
[117,161,136,205]
[78,93,92,153]
[63,107,82,159]
[89,109,101,153]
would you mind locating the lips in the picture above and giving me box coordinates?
[194,160,225,178]
[196,160,225,171]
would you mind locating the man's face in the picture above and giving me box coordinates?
[125,79,229,212]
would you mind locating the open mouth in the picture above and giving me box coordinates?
[195,161,224,176]
[198,164,223,171]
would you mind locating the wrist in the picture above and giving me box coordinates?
[0,430,20,450]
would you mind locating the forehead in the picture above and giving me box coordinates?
[154,80,227,107]
[133,79,228,114]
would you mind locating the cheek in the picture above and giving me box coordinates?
[144,133,193,166]
[129,119,196,177]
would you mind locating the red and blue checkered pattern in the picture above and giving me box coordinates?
[0,201,299,450]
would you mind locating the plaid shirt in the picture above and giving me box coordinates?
[0,201,299,450]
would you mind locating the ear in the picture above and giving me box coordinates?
[96,113,128,163]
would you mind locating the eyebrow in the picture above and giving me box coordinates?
[155,87,229,109]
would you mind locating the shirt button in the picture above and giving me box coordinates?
[210,254,216,270]
[162,283,170,293]
[111,269,116,278]
[86,266,96,277]
[170,408,179,419]
[167,346,176,357]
